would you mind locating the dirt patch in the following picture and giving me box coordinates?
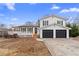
[0,48,17,56]
[0,38,51,56]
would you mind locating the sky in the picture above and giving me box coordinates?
[0,3,79,26]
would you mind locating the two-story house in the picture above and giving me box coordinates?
[39,15,71,38]
[8,14,71,38]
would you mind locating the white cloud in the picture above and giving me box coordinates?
[60,9,69,13]
[51,4,60,10]
[11,18,18,21]
[60,8,79,13]
[5,3,15,11]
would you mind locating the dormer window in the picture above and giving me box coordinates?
[57,20,63,25]
[43,20,48,26]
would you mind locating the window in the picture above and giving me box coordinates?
[57,21,63,25]
[43,21,45,26]
[22,28,26,32]
[21,27,26,32]
[27,27,33,33]
[43,20,48,26]
[47,21,48,25]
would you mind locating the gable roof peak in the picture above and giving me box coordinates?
[40,14,67,21]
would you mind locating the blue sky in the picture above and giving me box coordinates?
[0,3,79,26]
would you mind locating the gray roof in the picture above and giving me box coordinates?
[12,25,39,28]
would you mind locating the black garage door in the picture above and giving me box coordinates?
[56,30,66,38]
[42,30,53,38]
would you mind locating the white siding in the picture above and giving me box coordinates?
[40,17,53,28]
[8,31,32,35]
[40,16,66,28]
[40,25,67,30]
[52,17,66,27]
[8,27,39,37]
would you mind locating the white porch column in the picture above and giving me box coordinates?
[40,30,42,38]
[67,29,69,39]
[33,27,35,33]
[26,27,27,33]
[20,27,22,32]
[53,29,56,39]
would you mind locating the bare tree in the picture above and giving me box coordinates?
[74,15,79,25]
[0,24,6,28]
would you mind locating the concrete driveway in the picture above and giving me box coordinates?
[43,38,79,56]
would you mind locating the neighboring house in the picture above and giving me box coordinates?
[39,15,71,38]
[8,14,71,38]
[8,25,39,37]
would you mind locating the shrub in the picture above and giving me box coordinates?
[13,34,18,38]
[67,24,79,37]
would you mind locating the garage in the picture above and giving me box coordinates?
[56,30,66,38]
[42,30,53,38]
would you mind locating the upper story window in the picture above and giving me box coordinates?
[47,21,48,25]
[43,20,49,26]
[57,20,63,25]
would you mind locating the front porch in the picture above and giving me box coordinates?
[8,26,38,37]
